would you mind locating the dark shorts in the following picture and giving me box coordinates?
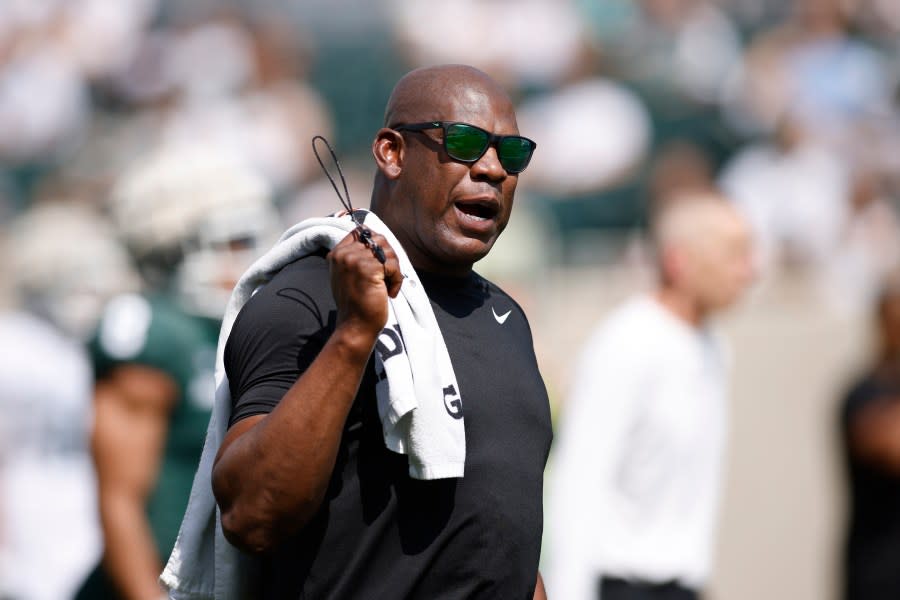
[74,563,123,600]
[599,576,699,600]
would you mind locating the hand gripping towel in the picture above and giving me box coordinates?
[160,210,464,599]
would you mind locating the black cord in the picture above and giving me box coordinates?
[311,135,354,218]
[311,135,386,264]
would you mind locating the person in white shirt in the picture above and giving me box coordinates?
[0,202,139,600]
[547,193,755,600]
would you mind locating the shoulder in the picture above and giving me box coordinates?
[589,296,659,345]
[0,311,89,386]
[477,274,529,320]
[92,294,172,363]
[227,252,335,350]
[91,293,214,376]
[841,373,884,424]
[469,273,541,344]
[576,296,664,371]
[0,311,67,350]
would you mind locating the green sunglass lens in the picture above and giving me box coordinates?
[498,137,533,172]
[444,125,488,161]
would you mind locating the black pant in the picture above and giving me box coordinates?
[599,576,699,600]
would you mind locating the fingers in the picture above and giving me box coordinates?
[378,238,403,299]
[330,229,402,295]
[327,230,403,337]
[361,231,402,298]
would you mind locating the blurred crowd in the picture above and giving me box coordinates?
[1,0,899,598]
[0,0,896,306]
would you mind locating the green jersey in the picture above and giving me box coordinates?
[90,293,219,561]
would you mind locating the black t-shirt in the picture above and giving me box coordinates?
[224,251,553,600]
[841,372,900,600]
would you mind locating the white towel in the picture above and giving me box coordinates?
[160,210,464,600]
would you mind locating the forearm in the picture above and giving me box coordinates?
[534,571,547,600]
[213,324,377,552]
[100,491,164,600]
[91,368,173,600]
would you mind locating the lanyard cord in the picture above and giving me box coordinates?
[311,135,386,264]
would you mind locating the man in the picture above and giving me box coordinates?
[841,269,900,600]
[209,65,552,599]
[75,147,281,600]
[547,194,754,600]
[0,201,136,600]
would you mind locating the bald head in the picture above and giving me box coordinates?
[369,64,523,276]
[652,192,754,315]
[383,64,516,128]
[652,193,743,256]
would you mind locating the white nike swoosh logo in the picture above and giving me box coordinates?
[492,306,511,324]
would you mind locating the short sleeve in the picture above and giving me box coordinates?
[90,294,202,385]
[225,253,337,426]
[841,376,880,430]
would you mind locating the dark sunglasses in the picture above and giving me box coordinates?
[392,121,536,174]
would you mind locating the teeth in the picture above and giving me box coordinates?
[455,203,494,221]
[456,205,490,221]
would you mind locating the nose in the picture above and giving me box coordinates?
[469,145,507,182]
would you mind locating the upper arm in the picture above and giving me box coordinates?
[92,365,178,499]
[225,263,335,426]
[212,261,336,498]
[533,572,547,600]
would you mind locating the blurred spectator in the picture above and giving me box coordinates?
[391,0,589,90]
[719,114,900,313]
[158,17,333,198]
[592,0,744,107]
[840,269,900,600]
[74,145,281,600]
[547,194,754,600]
[825,171,900,313]
[56,0,158,81]
[0,0,157,166]
[0,36,89,165]
[515,76,653,243]
[517,77,652,198]
[0,2,897,595]
[579,0,745,165]
[723,0,896,158]
[0,201,138,600]
[646,139,716,211]
[718,117,850,274]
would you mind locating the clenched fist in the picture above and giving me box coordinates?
[327,228,403,341]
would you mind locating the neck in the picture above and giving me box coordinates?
[654,287,705,328]
[411,258,473,278]
[374,202,475,278]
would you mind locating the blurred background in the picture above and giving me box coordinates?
[1,0,899,598]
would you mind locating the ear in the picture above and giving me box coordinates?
[660,245,683,285]
[372,128,404,180]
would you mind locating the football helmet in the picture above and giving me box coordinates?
[109,143,282,318]
[4,201,141,340]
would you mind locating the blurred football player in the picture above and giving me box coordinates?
[0,201,139,600]
[75,145,281,600]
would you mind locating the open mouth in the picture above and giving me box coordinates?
[454,201,499,221]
